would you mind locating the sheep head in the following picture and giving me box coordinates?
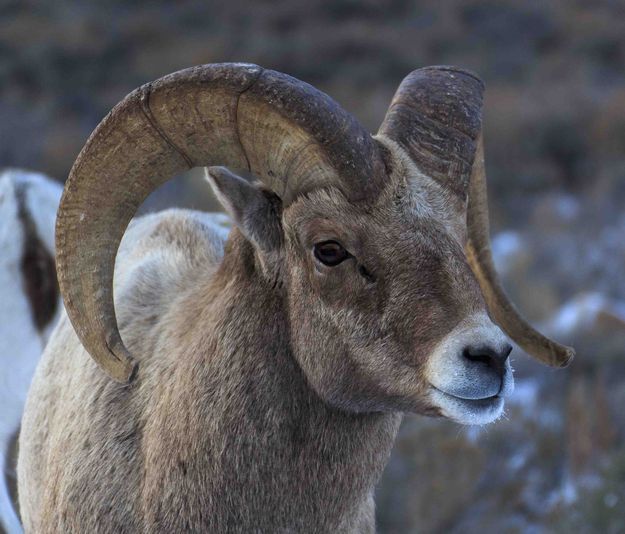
[56,63,573,424]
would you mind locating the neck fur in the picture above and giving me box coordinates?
[142,232,402,530]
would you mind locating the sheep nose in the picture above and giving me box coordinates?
[462,343,512,377]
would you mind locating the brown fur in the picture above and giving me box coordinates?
[15,183,59,333]
[19,143,492,532]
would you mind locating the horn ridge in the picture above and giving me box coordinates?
[139,84,195,168]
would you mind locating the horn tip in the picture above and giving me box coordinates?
[556,345,575,368]
[102,339,139,383]
[108,357,138,384]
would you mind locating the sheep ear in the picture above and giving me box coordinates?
[205,166,283,253]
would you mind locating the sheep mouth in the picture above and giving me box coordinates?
[428,385,505,425]
[431,384,501,402]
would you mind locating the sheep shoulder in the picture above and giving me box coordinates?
[113,209,231,357]
[18,208,233,532]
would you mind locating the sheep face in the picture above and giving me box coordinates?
[284,153,512,424]
[208,148,513,426]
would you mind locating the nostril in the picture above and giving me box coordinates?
[463,348,492,366]
[463,343,512,373]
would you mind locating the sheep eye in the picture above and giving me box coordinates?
[313,240,349,266]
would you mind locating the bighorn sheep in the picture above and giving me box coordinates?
[0,170,61,534]
[18,63,573,533]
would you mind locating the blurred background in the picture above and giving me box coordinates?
[2,0,625,532]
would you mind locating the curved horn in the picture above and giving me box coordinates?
[56,63,386,382]
[379,65,573,367]
[378,66,484,201]
[465,137,574,367]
